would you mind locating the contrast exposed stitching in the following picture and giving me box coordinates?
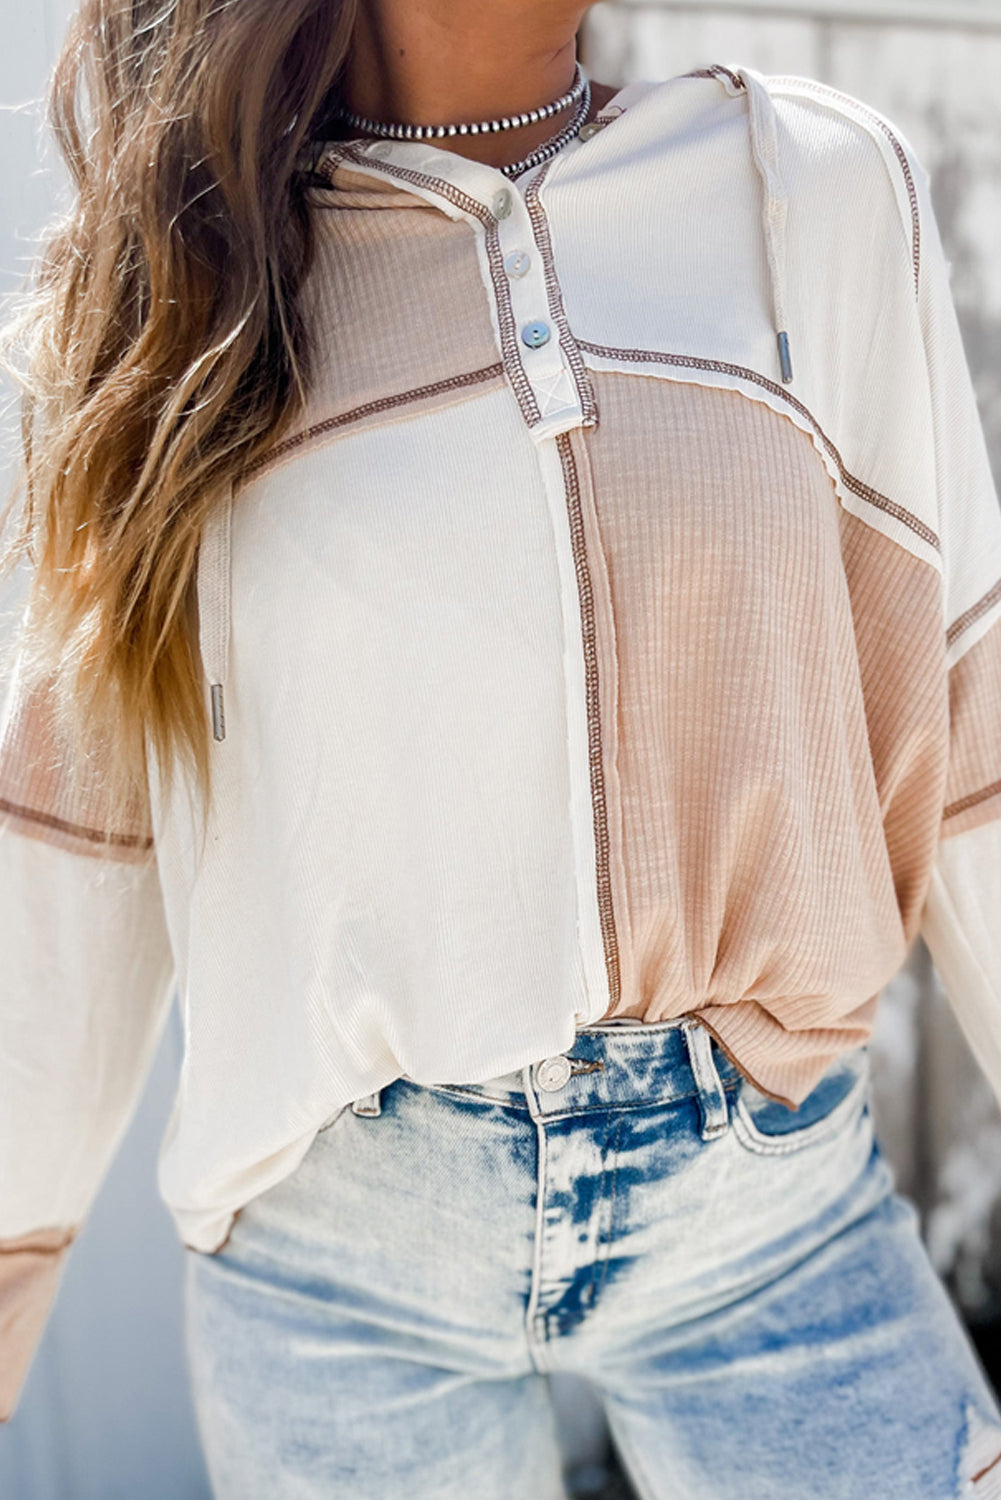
[732,1070,870,1156]
[568,1059,605,1076]
[329,146,542,428]
[0,796,153,851]
[0,1226,77,1254]
[681,1012,798,1109]
[310,142,357,177]
[685,64,744,91]
[243,363,505,479]
[973,1450,1001,1485]
[768,74,921,297]
[947,576,1001,649]
[959,1400,1001,1496]
[522,156,599,426]
[319,142,487,218]
[943,778,1001,822]
[576,339,940,551]
[690,69,920,295]
[556,431,622,1011]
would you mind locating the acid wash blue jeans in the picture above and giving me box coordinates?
[184,1018,1001,1500]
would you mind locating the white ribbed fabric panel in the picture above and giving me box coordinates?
[2,65,1001,1421]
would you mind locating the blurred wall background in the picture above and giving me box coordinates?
[1,2,999,1496]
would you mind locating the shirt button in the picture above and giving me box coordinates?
[578,120,605,142]
[491,187,514,220]
[504,250,531,279]
[368,141,394,159]
[521,320,551,349]
[535,1055,572,1093]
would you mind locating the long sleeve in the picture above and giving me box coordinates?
[0,660,175,1423]
[912,149,1001,1109]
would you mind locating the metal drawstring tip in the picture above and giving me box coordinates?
[777,330,793,384]
[210,683,226,742]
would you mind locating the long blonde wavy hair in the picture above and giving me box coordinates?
[1,0,358,828]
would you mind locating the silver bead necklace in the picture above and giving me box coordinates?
[331,62,592,180]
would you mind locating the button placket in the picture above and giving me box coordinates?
[504,249,531,280]
[485,188,580,430]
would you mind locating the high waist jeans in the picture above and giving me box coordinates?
[184,1018,1001,1499]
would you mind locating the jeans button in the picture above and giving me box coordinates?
[535,1055,572,1092]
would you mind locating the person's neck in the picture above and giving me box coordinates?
[335,1,619,170]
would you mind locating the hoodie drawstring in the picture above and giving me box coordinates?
[718,63,794,386]
[197,481,232,743]
[197,68,793,748]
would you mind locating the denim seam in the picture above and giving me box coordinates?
[524,1104,553,1370]
[731,1073,871,1157]
[681,1019,731,1139]
[395,1081,531,1108]
[518,1085,741,1123]
[577,1019,687,1035]
[402,1080,741,1115]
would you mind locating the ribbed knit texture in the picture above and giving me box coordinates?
[577,374,949,1101]
[2,69,1001,1417]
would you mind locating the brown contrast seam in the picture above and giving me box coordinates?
[943,779,1001,822]
[310,142,356,177]
[325,146,542,429]
[947,575,1001,648]
[522,156,599,426]
[682,1013,799,1110]
[243,364,505,480]
[685,64,744,92]
[0,1226,77,1254]
[972,1450,1001,1484]
[768,74,920,296]
[691,69,921,296]
[0,796,153,851]
[576,340,940,551]
[556,431,621,1011]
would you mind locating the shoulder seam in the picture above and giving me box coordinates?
[757,73,921,299]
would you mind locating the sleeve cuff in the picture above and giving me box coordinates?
[0,1226,77,1423]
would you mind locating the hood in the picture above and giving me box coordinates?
[197,64,792,744]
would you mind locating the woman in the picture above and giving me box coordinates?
[1,0,1000,1494]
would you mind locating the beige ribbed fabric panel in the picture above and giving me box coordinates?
[579,372,947,1103]
[0,674,153,863]
[0,1228,76,1422]
[943,618,1001,837]
[258,167,507,471]
[0,1232,75,1422]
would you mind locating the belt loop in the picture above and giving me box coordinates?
[351,1090,383,1117]
[680,1020,730,1141]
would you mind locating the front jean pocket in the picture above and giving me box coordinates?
[731,1048,871,1157]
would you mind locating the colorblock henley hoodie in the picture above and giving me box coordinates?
[2,63,1001,1421]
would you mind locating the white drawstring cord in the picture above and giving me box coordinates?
[730,64,794,385]
[196,482,233,743]
[194,65,793,753]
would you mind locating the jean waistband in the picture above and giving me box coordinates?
[399,1017,743,1128]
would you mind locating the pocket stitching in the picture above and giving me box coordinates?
[731,1069,870,1157]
